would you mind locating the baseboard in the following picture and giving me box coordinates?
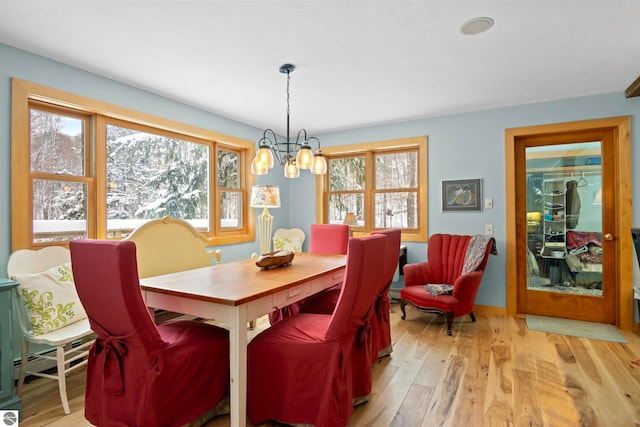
[473,304,507,316]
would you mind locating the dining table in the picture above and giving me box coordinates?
[139,252,347,427]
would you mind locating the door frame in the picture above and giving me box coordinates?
[505,117,633,329]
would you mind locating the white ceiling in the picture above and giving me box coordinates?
[1,1,640,135]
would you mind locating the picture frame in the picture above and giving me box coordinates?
[442,179,482,212]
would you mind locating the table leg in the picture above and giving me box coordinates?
[229,305,248,427]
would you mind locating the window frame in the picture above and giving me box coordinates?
[28,102,94,243]
[315,136,428,242]
[12,78,255,250]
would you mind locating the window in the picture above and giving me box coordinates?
[318,136,428,241]
[12,79,255,249]
[217,147,243,230]
[104,120,213,237]
[28,105,91,243]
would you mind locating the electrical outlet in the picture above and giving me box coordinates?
[485,224,494,235]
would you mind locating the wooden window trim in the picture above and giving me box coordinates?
[315,136,428,242]
[11,78,255,250]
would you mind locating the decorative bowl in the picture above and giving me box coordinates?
[255,250,295,270]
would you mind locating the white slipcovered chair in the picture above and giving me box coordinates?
[7,246,95,415]
[272,228,306,253]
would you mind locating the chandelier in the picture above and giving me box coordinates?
[251,64,327,179]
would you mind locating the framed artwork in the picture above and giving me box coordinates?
[442,179,482,211]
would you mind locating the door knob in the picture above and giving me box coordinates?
[604,233,614,241]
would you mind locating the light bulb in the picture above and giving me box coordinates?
[311,150,327,175]
[295,144,314,170]
[251,157,268,175]
[255,146,274,169]
[284,158,300,178]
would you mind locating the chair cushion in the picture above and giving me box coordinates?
[400,284,459,313]
[12,263,87,335]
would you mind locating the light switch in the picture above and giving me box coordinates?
[485,224,494,235]
[484,198,493,209]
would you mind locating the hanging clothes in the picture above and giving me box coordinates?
[526,176,542,212]
[565,180,581,229]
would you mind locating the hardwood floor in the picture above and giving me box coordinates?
[17,303,640,426]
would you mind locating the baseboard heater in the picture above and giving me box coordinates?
[12,339,87,381]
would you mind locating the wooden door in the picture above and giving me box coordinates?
[505,117,633,328]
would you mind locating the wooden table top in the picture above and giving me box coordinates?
[139,252,346,306]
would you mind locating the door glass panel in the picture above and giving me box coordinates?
[525,142,603,296]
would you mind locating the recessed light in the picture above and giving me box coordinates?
[460,17,494,35]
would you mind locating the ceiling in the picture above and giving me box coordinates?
[1,1,640,135]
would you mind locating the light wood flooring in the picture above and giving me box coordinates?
[16,303,640,426]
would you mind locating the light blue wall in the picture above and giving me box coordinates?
[0,43,290,268]
[304,95,640,309]
[2,42,640,311]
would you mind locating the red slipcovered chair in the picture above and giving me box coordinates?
[299,228,401,403]
[69,239,230,427]
[400,233,496,336]
[308,223,350,254]
[248,234,388,426]
[302,228,401,358]
[370,228,402,359]
[297,223,354,316]
[268,223,350,325]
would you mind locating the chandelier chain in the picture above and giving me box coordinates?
[286,70,290,119]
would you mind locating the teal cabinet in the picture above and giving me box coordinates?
[0,279,21,413]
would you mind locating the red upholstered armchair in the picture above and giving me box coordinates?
[400,234,495,336]
[69,240,230,427]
